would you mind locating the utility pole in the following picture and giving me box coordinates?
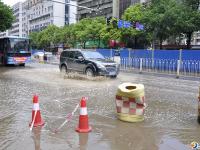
[112,0,120,18]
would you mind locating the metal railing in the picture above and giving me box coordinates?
[120,58,200,77]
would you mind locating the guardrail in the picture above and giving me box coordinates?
[120,58,200,77]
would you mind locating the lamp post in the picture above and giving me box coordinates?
[113,0,119,18]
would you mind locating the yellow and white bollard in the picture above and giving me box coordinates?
[115,83,146,122]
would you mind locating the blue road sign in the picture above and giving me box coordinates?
[117,20,144,30]
[124,21,131,28]
[118,20,132,28]
[136,22,144,30]
[118,20,124,28]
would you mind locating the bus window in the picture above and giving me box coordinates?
[0,39,4,52]
[9,39,29,52]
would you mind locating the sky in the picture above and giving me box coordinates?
[2,0,24,6]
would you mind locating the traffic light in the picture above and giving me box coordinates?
[106,17,112,25]
[112,18,118,28]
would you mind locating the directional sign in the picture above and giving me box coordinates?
[118,20,124,28]
[118,20,132,28]
[136,22,144,30]
[124,21,131,28]
[117,20,144,30]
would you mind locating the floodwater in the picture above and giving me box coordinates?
[0,63,200,150]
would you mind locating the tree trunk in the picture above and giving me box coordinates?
[186,32,192,49]
[134,37,137,49]
[83,41,86,49]
[159,37,163,50]
[98,37,101,49]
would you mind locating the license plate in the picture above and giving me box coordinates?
[109,71,116,75]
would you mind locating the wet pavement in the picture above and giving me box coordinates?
[0,63,200,150]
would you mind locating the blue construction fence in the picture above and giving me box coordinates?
[96,48,200,60]
[119,49,200,60]
[97,49,200,73]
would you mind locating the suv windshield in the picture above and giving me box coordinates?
[82,51,105,59]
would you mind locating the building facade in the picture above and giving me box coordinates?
[77,0,149,20]
[119,0,149,17]
[77,0,113,19]
[0,0,77,38]
[27,0,63,33]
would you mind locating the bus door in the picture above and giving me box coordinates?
[0,39,4,64]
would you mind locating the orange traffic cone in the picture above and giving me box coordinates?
[29,95,45,127]
[76,97,92,133]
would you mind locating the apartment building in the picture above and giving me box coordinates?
[119,0,149,17]
[27,0,77,32]
[77,0,113,19]
[27,0,60,32]
[0,0,77,38]
[77,0,150,20]
[22,1,29,37]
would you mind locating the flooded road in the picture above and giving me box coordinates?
[0,63,200,150]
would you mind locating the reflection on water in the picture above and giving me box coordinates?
[79,133,88,150]
[32,127,42,150]
[0,64,200,150]
[159,135,190,150]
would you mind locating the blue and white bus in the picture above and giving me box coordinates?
[0,36,31,66]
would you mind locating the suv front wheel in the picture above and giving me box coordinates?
[60,65,67,74]
[86,68,94,77]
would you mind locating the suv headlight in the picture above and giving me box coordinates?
[96,62,106,70]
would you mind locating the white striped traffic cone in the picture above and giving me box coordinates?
[29,95,45,127]
[76,97,92,133]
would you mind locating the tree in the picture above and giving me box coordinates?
[37,25,61,50]
[174,0,200,49]
[74,17,106,48]
[0,1,14,32]
[142,0,179,49]
[85,17,106,48]
[29,32,40,49]
[61,24,77,48]
[122,4,150,48]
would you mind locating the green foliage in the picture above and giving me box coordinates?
[74,17,106,48]
[29,32,40,49]
[30,25,61,50]
[100,18,121,44]
[122,4,150,48]
[143,0,179,44]
[0,1,14,32]
[173,0,200,48]
[30,17,108,49]
[29,0,200,50]
[61,24,77,48]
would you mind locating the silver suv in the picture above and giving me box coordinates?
[59,49,120,78]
